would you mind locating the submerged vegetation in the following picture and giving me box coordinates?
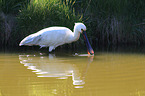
[0,0,145,48]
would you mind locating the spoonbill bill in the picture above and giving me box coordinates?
[19,23,94,55]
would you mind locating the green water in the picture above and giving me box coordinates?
[0,48,145,96]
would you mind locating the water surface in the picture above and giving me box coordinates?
[0,49,145,96]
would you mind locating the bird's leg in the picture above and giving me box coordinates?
[48,46,56,54]
[48,46,55,54]
[49,49,55,54]
[49,46,54,52]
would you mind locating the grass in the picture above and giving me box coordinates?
[0,12,16,45]
[0,0,145,48]
[69,0,145,45]
[0,0,28,14]
[92,0,145,45]
[0,0,82,47]
[16,0,82,48]
[0,0,29,46]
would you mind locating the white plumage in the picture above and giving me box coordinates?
[19,23,94,54]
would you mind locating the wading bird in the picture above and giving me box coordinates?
[19,23,94,55]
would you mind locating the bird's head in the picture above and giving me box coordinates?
[74,23,94,55]
[74,23,86,33]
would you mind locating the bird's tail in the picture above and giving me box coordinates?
[19,34,41,46]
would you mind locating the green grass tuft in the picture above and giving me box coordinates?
[16,0,82,47]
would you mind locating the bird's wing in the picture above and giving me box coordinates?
[19,34,42,46]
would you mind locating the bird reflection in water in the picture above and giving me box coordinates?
[19,53,93,88]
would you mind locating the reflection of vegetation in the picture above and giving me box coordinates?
[0,0,145,47]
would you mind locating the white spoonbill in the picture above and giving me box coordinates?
[19,23,94,55]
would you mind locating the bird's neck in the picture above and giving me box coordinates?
[72,29,80,41]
